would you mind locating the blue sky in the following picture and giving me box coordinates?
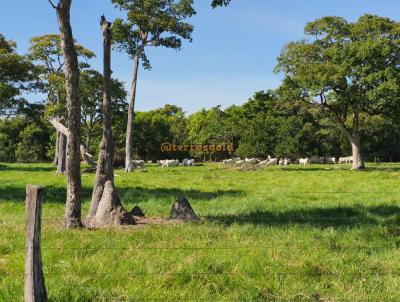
[1,0,399,113]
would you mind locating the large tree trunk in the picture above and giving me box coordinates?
[56,133,66,174]
[124,54,140,172]
[349,111,364,170]
[56,0,83,228]
[88,16,134,227]
[350,136,364,170]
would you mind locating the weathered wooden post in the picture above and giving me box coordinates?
[24,185,47,302]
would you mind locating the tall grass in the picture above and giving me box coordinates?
[1,162,400,301]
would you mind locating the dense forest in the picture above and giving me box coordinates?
[1,86,400,164]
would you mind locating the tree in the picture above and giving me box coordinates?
[28,34,94,172]
[211,0,231,7]
[275,15,400,170]
[80,69,127,154]
[49,0,83,228]
[112,0,196,172]
[88,16,134,227]
[0,34,37,115]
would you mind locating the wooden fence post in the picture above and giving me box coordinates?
[24,185,47,302]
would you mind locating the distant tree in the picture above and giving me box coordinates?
[111,0,196,172]
[211,0,231,7]
[133,105,187,160]
[0,34,37,115]
[80,69,127,154]
[29,33,94,172]
[276,15,400,170]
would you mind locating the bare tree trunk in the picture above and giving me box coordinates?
[125,54,140,172]
[350,111,364,170]
[56,134,66,174]
[55,0,83,228]
[53,131,59,165]
[86,129,92,153]
[88,16,134,227]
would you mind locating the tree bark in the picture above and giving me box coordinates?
[86,129,92,153]
[125,54,140,172]
[349,111,365,170]
[56,133,66,174]
[56,0,83,228]
[88,16,134,227]
[53,131,59,165]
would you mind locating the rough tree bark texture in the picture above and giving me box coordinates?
[55,0,83,228]
[53,131,60,165]
[88,16,134,227]
[124,54,140,172]
[349,111,364,170]
[56,133,66,174]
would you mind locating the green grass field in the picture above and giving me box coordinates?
[1,162,400,301]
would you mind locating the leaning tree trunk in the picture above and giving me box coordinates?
[88,16,134,227]
[56,133,66,174]
[56,0,83,228]
[53,131,60,165]
[124,54,140,172]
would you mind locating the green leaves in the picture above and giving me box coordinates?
[112,0,195,68]
[0,34,37,115]
[276,14,400,121]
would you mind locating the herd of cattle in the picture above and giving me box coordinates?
[130,155,353,169]
[222,156,354,167]
[130,158,196,168]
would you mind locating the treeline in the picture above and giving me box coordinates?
[2,89,400,164]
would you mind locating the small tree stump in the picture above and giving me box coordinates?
[170,197,199,221]
[130,206,145,217]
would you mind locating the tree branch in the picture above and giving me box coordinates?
[48,0,58,9]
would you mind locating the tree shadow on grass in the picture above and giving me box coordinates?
[0,185,244,204]
[118,186,244,203]
[204,205,400,228]
[0,163,55,172]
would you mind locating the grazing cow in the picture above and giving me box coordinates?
[245,158,260,165]
[339,156,353,164]
[132,160,145,169]
[183,158,195,167]
[258,159,269,166]
[266,158,278,166]
[283,158,290,166]
[234,160,244,167]
[160,159,179,167]
[223,159,234,165]
[299,158,309,166]
[324,157,336,164]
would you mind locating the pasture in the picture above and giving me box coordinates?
[1,162,400,301]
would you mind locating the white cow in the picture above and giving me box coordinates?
[324,157,336,164]
[339,156,353,164]
[132,160,145,169]
[182,158,195,167]
[245,158,260,165]
[258,159,270,166]
[234,160,244,167]
[299,158,309,166]
[266,158,278,166]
